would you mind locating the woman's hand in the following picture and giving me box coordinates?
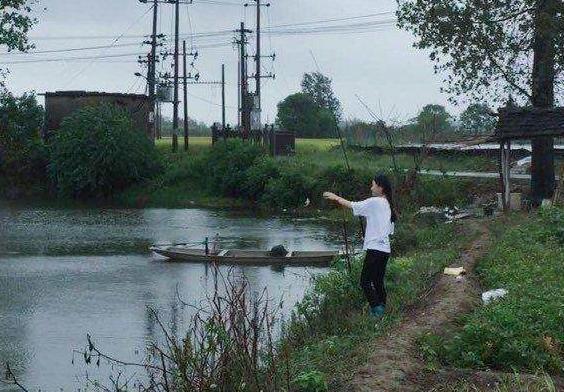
[323,191,338,201]
[323,191,352,209]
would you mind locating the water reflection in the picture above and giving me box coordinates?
[0,206,340,391]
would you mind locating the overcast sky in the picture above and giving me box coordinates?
[1,0,462,125]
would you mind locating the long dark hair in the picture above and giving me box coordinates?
[374,173,397,223]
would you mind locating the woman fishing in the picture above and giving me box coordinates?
[323,174,397,318]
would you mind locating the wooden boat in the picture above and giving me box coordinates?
[150,246,339,266]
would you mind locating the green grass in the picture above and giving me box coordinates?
[427,373,558,392]
[418,207,564,375]
[282,218,475,390]
[154,136,496,172]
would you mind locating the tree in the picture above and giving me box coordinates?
[412,104,453,141]
[49,105,161,198]
[396,0,563,201]
[276,93,336,138]
[459,104,497,136]
[0,0,37,83]
[0,90,46,189]
[301,72,342,120]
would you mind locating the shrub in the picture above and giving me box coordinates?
[202,140,265,197]
[317,165,372,202]
[0,91,47,191]
[49,104,161,198]
[261,162,318,208]
[292,370,328,392]
[241,155,281,200]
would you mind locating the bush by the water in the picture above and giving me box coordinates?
[419,208,564,374]
[0,91,47,194]
[49,104,161,198]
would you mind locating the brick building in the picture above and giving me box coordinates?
[43,91,152,139]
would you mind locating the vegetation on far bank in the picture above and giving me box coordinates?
[117,137,498,211]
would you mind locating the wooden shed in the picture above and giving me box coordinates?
[495,107,564,209]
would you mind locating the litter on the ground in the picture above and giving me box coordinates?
[443,266,466,276]
[417,206,476,223]
[482,288,508,304]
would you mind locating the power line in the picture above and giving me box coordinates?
[25,12,395,41]
[0,52,146,64]
[0,42,143,56]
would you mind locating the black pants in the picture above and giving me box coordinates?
[360,249,389,308]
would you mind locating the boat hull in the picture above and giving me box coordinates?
[150,247,338,266]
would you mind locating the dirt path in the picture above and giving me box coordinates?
[350,219,490,392]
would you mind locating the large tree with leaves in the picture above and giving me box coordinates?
[0,0,37,81]
[301,72,342,121]
[276,92,336,138]
[459,103,497,136]
[397,0,563,201]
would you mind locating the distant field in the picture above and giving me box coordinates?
[153,136,496,172]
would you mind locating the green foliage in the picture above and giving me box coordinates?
[0,1,37,85]
[292,370,329,392]
[0,90,46,189]
[159,117,211,137]
[276,93,336,138]
[419,208,564,374]
[49,104,161,198]
[408,176,475,207]
[241,155,281,200]
[198,140,265,197]
[317,165,372,203]
[261,162,317,208]
[396,0,564,104]
[411,104,453,141]
[459,103,497,136]
[301,71,341,120]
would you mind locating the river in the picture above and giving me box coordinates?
[0,205,341,391]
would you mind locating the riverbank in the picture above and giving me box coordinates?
[1,137,502,212]
[282,208,563,391]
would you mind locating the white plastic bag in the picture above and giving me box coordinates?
[482,289,508,304]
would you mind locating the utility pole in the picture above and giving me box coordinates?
[235,22,252,139]
[255,0,262,112]
[221,64,226,130]
[237,60,241,128]
[149,0,158,140]
[245,1,274,133]
[139,0,165,140]
[183,40,189,151]
[172,0,180,152]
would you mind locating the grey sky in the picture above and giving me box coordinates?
[1,0,459,125]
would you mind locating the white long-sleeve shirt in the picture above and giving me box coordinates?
[351,196,394,253]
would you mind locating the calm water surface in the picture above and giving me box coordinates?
[0,205,340,391]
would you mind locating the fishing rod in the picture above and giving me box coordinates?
[355,94,400,175]
[332,116,366,271]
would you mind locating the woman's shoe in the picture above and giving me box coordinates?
[370,305,385,318]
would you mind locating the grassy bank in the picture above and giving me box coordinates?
[419,207,564,376]
[116,138,499,210]
[280,215,477,390]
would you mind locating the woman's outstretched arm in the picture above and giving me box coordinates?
[323,192,352,209]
